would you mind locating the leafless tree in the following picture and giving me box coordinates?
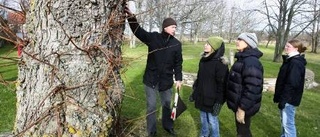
[225,3,261,43]
[125,0,232,43]
[227,6,236,43]
[259,0,316,62]
[306,0,320,53]
[124,0,259,44]
[177,0,228,43]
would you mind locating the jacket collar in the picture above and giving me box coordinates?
[161,31,172,41]
[287,51,299,58]
[235,48,263,59]
[282,53,303,63]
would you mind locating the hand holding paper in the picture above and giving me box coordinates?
[171,89,187,120]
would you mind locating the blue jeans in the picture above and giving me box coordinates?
[145,84,173,135]
[280,103,296,137]
[200,111,220,137]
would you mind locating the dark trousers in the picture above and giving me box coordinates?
[235,114,252,137]
[145,84,173,134]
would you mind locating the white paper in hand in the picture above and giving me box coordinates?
[126,0,136,14]
[171,92,179,120]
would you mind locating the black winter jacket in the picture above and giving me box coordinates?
[226,48,264,116]
[274,54,307,107]
[193,44,229,113]
[127,16,183,91]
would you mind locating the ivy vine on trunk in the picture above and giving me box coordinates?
[14,0,126,136]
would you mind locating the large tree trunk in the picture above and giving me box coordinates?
[14,0,125,136]
[273,34,288,62]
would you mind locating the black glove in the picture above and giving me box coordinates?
[278,102,286,110]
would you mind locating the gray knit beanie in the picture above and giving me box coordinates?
[238,33,258,48]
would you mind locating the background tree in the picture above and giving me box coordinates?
[260,0,316,62]
[124,0,235,44]
[306,0,320,53]
[13,0,126,136]
[183,1,211,43]
[226,4,260,44]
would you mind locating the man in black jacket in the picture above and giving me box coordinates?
[125,7,183,137]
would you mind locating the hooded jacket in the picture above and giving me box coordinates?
[274,54,307,106]
[127,16,183,91]
[226,48,264,116]
[193,43,229,113]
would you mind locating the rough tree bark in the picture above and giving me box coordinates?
[14,0,126,136]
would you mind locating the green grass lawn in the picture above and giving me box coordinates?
[1,42,320,136]
[0,45,18,133]
[0,84,16,133]
[121,42,320,137]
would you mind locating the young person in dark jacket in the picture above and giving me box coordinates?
[226,33,264,137]
[192,37,229,137]
[125,8,183,137]
[273,39,307,137]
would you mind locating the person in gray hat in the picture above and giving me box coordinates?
[226,33,264,137]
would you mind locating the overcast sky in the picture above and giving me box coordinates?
[226,0,263,10]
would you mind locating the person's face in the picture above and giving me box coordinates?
[204,43,213,52]
[284,42,298,54]
[236,38,248,52]
[164,25,177,36]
